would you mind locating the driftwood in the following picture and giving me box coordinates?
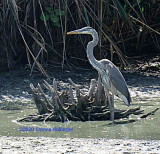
[17,78,159,122]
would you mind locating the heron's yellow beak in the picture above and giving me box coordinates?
[67,29,91,35]
[67,27,93,35]
[67,31,79,35]
[67,30,83,35]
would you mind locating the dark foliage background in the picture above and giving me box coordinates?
[0,0,159,73]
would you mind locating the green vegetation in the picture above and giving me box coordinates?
[0,0,159,73]
[40,7,65,27]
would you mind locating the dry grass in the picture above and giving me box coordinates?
[0,0,159,73]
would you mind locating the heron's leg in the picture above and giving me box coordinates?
[110,94,114,123]
[104,87,114,122]
[110,84,116,123]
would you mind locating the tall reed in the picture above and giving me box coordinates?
[0,0,159,73]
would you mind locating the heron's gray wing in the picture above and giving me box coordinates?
[102,61,130,101]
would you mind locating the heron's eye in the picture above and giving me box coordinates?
[85,28,90,31]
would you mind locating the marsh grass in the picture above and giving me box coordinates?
[0,0,159,74]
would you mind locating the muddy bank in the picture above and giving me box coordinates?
[0,66,159,110]
[0,136,160,153]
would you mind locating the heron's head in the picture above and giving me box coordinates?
[67,26,93,35]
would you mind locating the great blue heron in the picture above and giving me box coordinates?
[67,26,131,122]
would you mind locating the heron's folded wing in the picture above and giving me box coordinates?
[106,63,130,100]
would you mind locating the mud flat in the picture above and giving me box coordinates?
[0,136,160,153]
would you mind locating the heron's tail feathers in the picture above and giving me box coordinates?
[118,94,131,106]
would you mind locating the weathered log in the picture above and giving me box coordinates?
[43,80,59,110]
[37,83,54,110]
[18,78,154,123]
[30,83,50,115]
[68,78,85,95]
[69,85,75,104]
[95,75,105,104]
[87,79,96,98]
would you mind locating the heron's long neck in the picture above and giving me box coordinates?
[87,30,101,72]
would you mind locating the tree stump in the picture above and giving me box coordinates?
[17,77,159,122]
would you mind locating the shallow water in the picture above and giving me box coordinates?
[0,100,160,140]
